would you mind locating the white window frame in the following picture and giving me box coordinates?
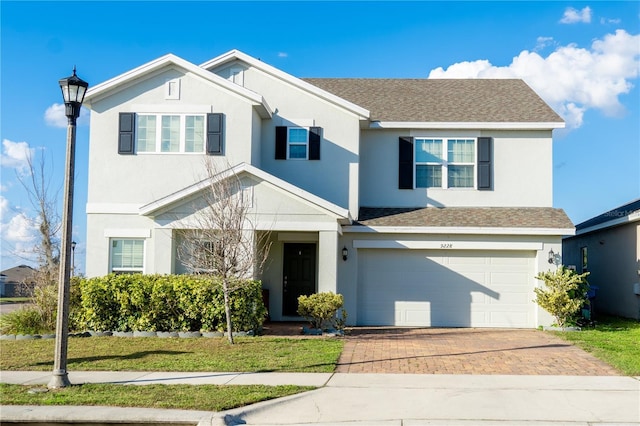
[110,238,145,274]
[136,113,206,154]
[415,137,477,189]
[287,127,309,160]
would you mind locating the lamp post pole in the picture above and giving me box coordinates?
[48,68,88,389]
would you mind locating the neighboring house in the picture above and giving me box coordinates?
[0,265,37,297]
[83,49,573,328]
[563,199,640,320]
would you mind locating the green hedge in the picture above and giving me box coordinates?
[72,274,267,333]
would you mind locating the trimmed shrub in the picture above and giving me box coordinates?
[297,292,347,331]
[73,274,267,333]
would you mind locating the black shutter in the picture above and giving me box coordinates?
[206,113,223,155]
[118,112,135,155]
[398,136,414,189]
[477,137,492,190]
[275,126,287,159]
[309,127,321,160]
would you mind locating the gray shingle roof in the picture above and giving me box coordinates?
[356,207,574,229]
[302,78,564,123]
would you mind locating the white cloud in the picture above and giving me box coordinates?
[278,52,288,58]
[428,30,640,129]
[535,36,555,52]
[560,6,592,24]
[0,195,8,218]
[0,139,33,174]
[0,212,39,266]
[1,212,37,246]
[44,103,68,128]
[44,103,90,128]
[601,17,621,25]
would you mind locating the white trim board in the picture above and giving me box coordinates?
[344,225,575,236]
[353,240,543,251]
[369,121,565,130]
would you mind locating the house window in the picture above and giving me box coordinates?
[275,126,321,160]
[110,239,144,274]
[581,246,588,272]
[136,114,205,153]
[288,127,309,159]
[415,138,475,188]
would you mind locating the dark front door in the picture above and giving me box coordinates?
[282,243,317,316]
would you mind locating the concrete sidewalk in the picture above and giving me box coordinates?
[2,371,639,425]
[0,370,331,387]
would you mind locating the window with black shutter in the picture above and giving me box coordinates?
[398,136,414,189]
[275,126,321,160]
[477,137,492,190]
[206,113,223,155]
[118,112,135,155]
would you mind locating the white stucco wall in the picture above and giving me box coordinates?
[87,68,259,207]
[359,129,554,208]
[214,61,362,217]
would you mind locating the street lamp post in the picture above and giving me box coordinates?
[71,241,77,277]
[48,68,88,389]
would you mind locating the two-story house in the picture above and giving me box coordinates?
[83,50,573,328]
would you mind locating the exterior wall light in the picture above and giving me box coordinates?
[548,248,555,264]
[342,246,349,261]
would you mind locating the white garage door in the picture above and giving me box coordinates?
[357,249,536,328]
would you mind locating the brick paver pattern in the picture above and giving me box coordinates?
[336,327,619,375]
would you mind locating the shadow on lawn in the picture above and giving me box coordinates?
[34,350,190,367]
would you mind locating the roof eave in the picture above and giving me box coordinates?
[343,225,576,236]
[84,53,272,118]
[573,211,640,236]
[140,163,350,220]
[200,50,370,120]
[369,121,566,130]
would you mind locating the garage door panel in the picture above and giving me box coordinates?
[357,249,535,328]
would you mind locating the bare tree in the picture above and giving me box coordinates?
[177,160,271,344]
[16,150,61,279]
[8,149,62,331]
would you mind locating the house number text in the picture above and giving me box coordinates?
[440,243,453,249]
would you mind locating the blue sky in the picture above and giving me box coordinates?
[1,1,639,274]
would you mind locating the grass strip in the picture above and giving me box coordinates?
[0,383,315,411]
[0,336,343,373]
[548,315,640,375]
[0,298,31,303]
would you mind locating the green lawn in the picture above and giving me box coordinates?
[0,297,31,303]
[0,383,315,411]
[0,335,343,373]
[547,315,640,375]
[0,335,337,411]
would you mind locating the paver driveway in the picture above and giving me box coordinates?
[336,327,619,375]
